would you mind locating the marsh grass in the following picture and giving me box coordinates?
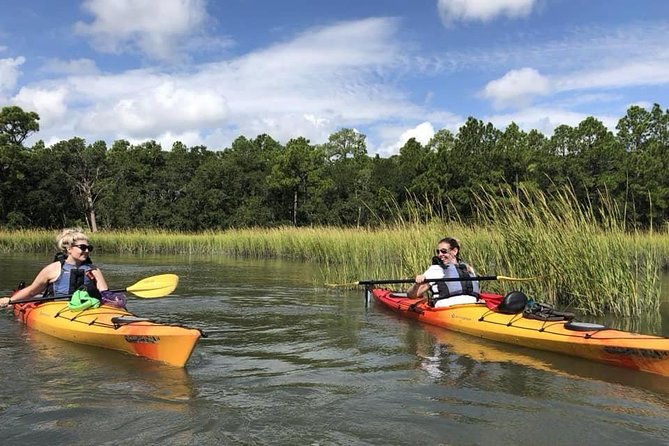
[0,186,667,317]
[472,186,663,317]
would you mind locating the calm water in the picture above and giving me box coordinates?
[1,253,668,445]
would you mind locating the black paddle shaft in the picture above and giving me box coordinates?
[8,287,127,306]
[358,276,499,286]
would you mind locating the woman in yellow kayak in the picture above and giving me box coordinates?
[407,237,480,307]
[0,228,122,308]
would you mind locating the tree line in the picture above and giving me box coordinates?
[1,104,668,231]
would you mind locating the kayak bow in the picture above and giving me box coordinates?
[372,288,669,377]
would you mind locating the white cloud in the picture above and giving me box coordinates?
[14,17,424,152]
[0,57,25,93]
[14,86,69,125]
[438,0,537,25]
[42,58,100,75]
[482,67,550,109]
[481,58,669,113]
[400,121,435,146]
[74,0,213,61]
[373,121,437,157]
[79,78,228,137]
[555,59,669,92]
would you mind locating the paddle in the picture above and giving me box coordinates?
[7,274,179,305]
[326,275,536,287]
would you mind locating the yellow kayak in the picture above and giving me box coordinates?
[372,288,669,377]
[14,301,201,367]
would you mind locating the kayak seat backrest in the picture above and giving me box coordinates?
[496,291,528,314]
[564,321,607,331]
[112,316,153,327]
[389,292,409,298]
[524,302,576,321]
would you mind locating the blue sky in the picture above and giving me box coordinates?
[1,0,668,156]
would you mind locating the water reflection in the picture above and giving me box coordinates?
[414,322,669,397]
[662,301,669,336]
[21,330,196,405]
[374,305,669,445]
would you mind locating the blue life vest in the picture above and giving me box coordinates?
[430,262,480,302]
[46,253,99,297]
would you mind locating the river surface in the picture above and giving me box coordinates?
[1,253,668,445]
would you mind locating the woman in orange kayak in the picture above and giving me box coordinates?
[0,227,116,307]
[406,237,480,307]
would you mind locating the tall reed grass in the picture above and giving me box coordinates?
[0,186,666,317]
[471,186,662,317]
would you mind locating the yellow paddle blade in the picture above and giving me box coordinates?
[324,281,361,288]
[125,274,179,298]
[497,275,538,282]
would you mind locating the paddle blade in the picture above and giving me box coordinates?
[126,274,179,298]
[324,281,361,288]
[496,275,538,282]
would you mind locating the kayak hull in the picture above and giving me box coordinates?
[372,288,669,377]
[14,301,201,367]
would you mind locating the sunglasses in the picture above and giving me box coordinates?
[73,244,94,252]
[435,248,451,255]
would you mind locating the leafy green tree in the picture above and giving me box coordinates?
[323,128,367,161]
[0,143,29,226]
[617,104,669,227]
[207,135,281,227]
[150,142,214,230]
[0,106,40,147]
[616,104,669,153]
[269,137,324,225]
[100,140,165,228]
[496,123,536,191]
[51,138,109,231]
[367,154,402,222]
[185,153,229,229]
[397,137,437,200]
[22,141,76,228]
[547,124,575,157]
[426,129,456,201]
[565,117,626,209]
[320,129,373,225]
[522,129,551,190]
[447,118,502,218]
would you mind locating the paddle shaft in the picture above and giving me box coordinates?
[8,287,128,306]
[7,273,179,305]
[358,276,502,286]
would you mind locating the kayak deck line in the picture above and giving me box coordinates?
[373,288,669,377]
[42,305,203,333]
[392,296,665,342]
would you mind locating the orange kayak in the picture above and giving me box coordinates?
[372,288,669,377]
[14,301,202,367]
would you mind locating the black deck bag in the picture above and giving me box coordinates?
[523,302,576,321]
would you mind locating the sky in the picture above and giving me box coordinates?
[1,0,668,156]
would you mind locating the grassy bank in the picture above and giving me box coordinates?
[1,188,667,317]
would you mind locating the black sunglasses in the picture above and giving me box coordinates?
[73,244,94,252]
[435,248,451,255]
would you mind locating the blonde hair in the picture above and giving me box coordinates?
[56,227,89,252]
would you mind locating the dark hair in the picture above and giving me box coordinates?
[437,237,462,262]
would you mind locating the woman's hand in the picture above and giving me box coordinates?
[415,274,426,284]
[0,297,11,308]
